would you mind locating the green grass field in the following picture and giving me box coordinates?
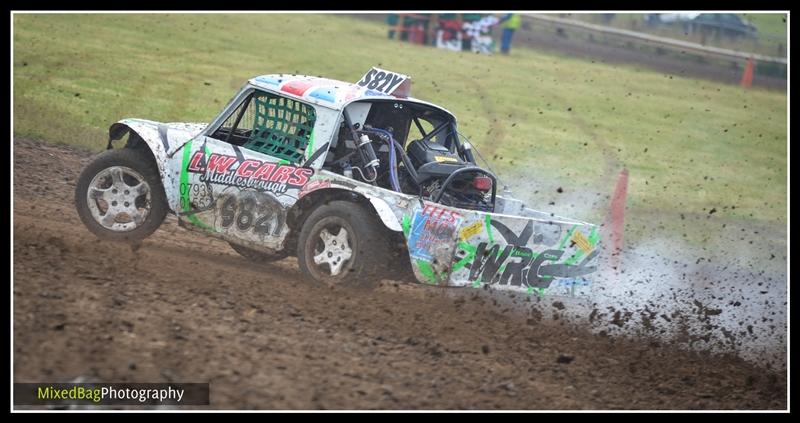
[741,13,788,38]
[13,13,787,245]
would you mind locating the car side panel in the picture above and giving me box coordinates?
[403,201,601,295]
[166,136,315,252]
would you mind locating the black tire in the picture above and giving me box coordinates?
[74,148,168,242]
[228,242,289,263]
[296,201,391,288]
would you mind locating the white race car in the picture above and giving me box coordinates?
[75,68,600,293]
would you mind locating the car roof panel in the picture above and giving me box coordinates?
[248,74,456,119]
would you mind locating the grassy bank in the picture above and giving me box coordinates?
[13,13,787,246]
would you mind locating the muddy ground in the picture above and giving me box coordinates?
[12,139,787,410]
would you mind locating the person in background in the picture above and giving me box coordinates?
[460,13,483,52]
[387,14,399,39]
[499,13,521,55]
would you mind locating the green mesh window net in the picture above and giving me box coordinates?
[243,93,316,163]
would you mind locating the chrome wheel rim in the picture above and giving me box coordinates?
[86,166,151,232]
[312,225,353,277]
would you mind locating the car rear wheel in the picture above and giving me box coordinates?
[75,148,168,242]
[296,201,391,288]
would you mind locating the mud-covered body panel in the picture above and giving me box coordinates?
[110,119,208,210]
[401,201,599,293]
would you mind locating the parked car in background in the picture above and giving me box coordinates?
[689,13,757,38]
[646,13,757,39]
[650,13,700,24]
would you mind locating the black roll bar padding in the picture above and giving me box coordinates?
[393,141,420,184]
[342,109,361,143]
[412,116,428,138]
[431,167,497,212]
[424,120,449,143]
[225,92,253,144]
[445,122,457,152]
[344,109,378,183]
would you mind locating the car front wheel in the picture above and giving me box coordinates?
[74,148,168,242]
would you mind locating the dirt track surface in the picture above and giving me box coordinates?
[13,139,787,410]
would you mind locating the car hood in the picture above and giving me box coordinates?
[120,118,208,137]
[162,121,209,136]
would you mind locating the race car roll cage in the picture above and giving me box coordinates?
[198,83,498,212]
[341,103,498,211]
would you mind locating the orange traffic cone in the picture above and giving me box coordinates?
[741,58,754,88]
